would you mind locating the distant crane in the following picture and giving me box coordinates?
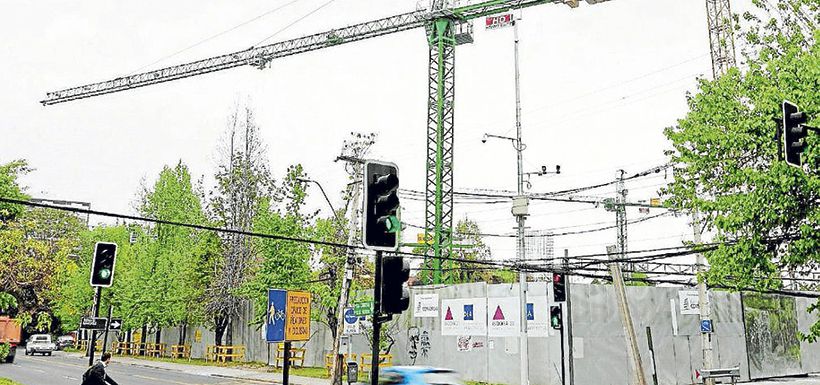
[705,0,736,78]
[41,0,612,283]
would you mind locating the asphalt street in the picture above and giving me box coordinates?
[0,348,254,385]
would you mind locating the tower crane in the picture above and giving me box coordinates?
[41,0,612,283]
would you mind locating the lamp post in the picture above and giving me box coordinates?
[297,177,358,385]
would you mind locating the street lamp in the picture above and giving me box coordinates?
[296,177,342,222]
[297,176,357,385]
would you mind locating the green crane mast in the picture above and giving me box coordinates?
[41,0,611,283]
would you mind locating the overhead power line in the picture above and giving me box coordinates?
[4,197,814,297]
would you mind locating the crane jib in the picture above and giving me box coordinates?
[41,0,569,105]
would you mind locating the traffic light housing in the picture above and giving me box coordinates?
[553,272,566,302]
[550,305,563,330]
[783,100,808,167]
[90,242,117,287]
[381,256,410,314]
[363,161,400,250]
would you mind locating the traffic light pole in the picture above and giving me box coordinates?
[563,251,574,385]
[370,250,383,385]
[558,313,565,385]
[88,286,101,366]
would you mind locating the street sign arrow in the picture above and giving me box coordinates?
[108,318,123,331]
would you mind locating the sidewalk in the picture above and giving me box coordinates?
[66,352,330,385]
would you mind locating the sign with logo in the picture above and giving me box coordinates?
[679,290,708,315]
[108,318,123,331]
[488,297,520,337]
[526,296,549,337]
[353,300,373,316]
[413,293,439,318]
[700,319,714,333]
[266,289,287,342]
[441,298,486,336]
[285,291,311,341]
[194,329,202,343]
[80,317,107,330]
[343,307,361,335]
[485,13,514,30]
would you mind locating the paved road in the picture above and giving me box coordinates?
[1,348,254,385]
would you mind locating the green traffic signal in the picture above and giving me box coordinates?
[550,305,562,330]
[98,269,111,280]
[384,215,401,233]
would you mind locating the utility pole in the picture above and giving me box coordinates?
[693,211,715,385]
[606,246,647,385]
[615,170,630,272]
[699,0,734,378]
[512,17,530,385]
[324,167,363,385]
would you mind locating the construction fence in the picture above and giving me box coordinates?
[151,282,819,385]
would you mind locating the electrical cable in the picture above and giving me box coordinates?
[4,197,814,297]
[254,0,338,47]
[127,0,303,74]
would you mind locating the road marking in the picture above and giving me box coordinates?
[132,374,198,384]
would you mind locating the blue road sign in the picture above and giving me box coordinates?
[526,303,534,321]
[344,308,358,324]
[700,319,713,333]
[266,289,287,342]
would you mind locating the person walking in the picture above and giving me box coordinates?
[82,352,119,385]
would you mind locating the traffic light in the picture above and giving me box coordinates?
[783,100,808,167]
[363,160,400,250]
[90,242,117,287]
[380,256,410,314]
[550,305,563,330]
[552,272,566,302]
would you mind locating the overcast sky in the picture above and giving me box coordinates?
[0,0,754,266]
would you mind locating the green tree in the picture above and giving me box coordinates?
[0,206,84,333]
[663,2,819,339]
[0,160,30,221]
[206,104,274,345]
[241,164,313,325]
[127,161,212,344]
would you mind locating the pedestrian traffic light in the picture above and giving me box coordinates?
[550,305,562,330]
[90,242,117,287]
[363,160,400,250]
[783,100,808,167]
[380,256,410,314]
[553,272,566,302]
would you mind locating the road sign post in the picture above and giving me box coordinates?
[266,288,312,385]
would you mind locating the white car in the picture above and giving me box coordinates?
[25,334,56,356]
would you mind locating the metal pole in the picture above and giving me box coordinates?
[513,17,530,385]
[371,251,384,385]
[88,286,101,366]
[283,341,291,385]
[559,318,565,385]
[563,250,574,385]
[101,304,113,355]
[693,210,715,385]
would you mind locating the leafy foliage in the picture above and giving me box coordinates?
[0,160,30,221]
[664,1,819,338]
